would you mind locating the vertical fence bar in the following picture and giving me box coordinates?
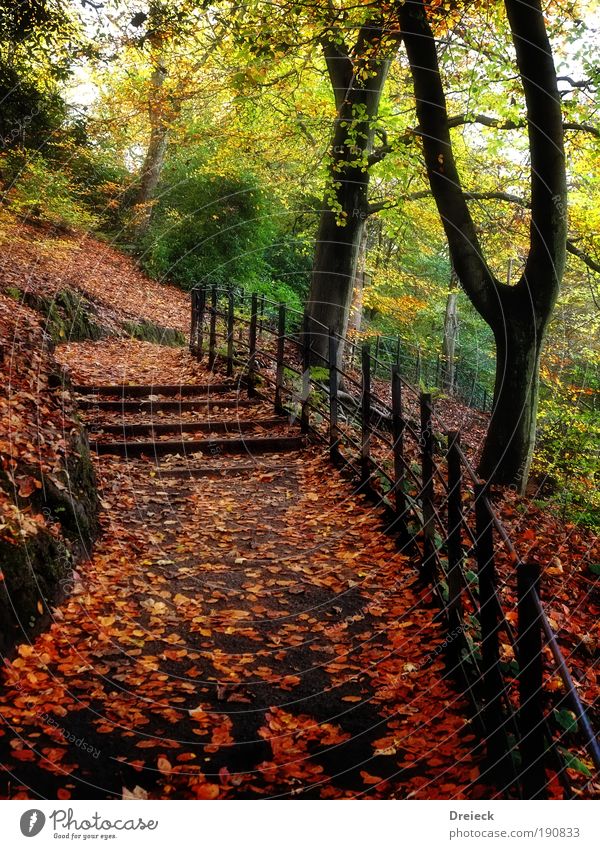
[447,431,464,653]
[300,314,310,433]
[259,294,265,338]
[475,483,510,781]
[208,285,217,370]
[392,369,408,534]
[329,329,340,462]
[419,393,435,582]
[248,293,258,397]
[275,304,286,415]
[361,344,372,487]
[190,289,198,355]
[226,289,235,377]
[196,284,206,360]
[517,562,546,799]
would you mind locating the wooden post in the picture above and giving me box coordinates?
[190,289,198,355]
[208,285,217,370]
[447,431,464,650]
[275,304,286,415]
[301,313,310,433]
[248,293,258,397]
[329,329,340,462]
[475,483,509,781]
[415,347,422,384]
[361,344,372,487]
[226,289,234,377]
[196,284,206,360]
[420,392,435,582]
[517,561,547,799]
[392,369,408,534]
[259,294,265,338]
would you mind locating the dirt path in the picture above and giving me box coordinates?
[0,340,493,800]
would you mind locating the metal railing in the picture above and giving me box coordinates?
[190,283,600,799]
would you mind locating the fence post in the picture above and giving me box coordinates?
[208,285,217,370]
[248,293,258,397]
[475,482,510,781]
[259,294,265,338]
[301,313,310,433]
[447,431,464,655]
[517,561,547,799]
[275,304,286,415]
[196,284,206,360]
[329,329,340,462]
[190,289,198,355]
[361,344,371,487]
[226,290,235,377]
[392,369,408,536]
[419,392,435,582]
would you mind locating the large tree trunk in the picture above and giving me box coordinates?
[480,316,543,487]
[399,0,566,491]
[130,55,170,240]
[307,34,390,364]
[441,269,459,392]
[348,226,368,335]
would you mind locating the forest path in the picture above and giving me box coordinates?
[0,339,493,800]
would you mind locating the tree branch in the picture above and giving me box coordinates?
[398,0,501,323]
[404,189,600,275]
[321,37,353,111]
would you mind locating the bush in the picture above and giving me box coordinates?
[140,167,276,289]
[0,149,98,230]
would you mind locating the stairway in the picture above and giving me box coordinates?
[75,380,307,472]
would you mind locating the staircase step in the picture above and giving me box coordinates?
[89,417,287,438]
[90,435,307,458]
[157,464,292,479]
[74,383,234,397]
[79,398,256,412]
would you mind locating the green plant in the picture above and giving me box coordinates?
[1,150,98,230]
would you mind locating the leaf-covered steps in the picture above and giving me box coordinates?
[89,435,307,457]
[88,417,288,438]
[78,397,257,411]
[73,382,235,396]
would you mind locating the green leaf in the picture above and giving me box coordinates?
[558,747,592,777]
[553,709,578,733]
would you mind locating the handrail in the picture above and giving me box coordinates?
[189,282,599,796]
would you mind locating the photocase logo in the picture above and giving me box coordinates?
[20,810,46,837]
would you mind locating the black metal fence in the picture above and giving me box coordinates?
[190,283,600,799]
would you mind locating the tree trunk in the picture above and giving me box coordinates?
[399,0,566,490]
[441,269,459,393]
[348,225,368,335]
[130,48,172,240]
[479,318,543,491]
[307,36,390,365]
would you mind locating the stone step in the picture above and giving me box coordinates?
[89,417,287,438]
[90,435,307,458]
[73,382,235,397]
[79,397,257,412]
